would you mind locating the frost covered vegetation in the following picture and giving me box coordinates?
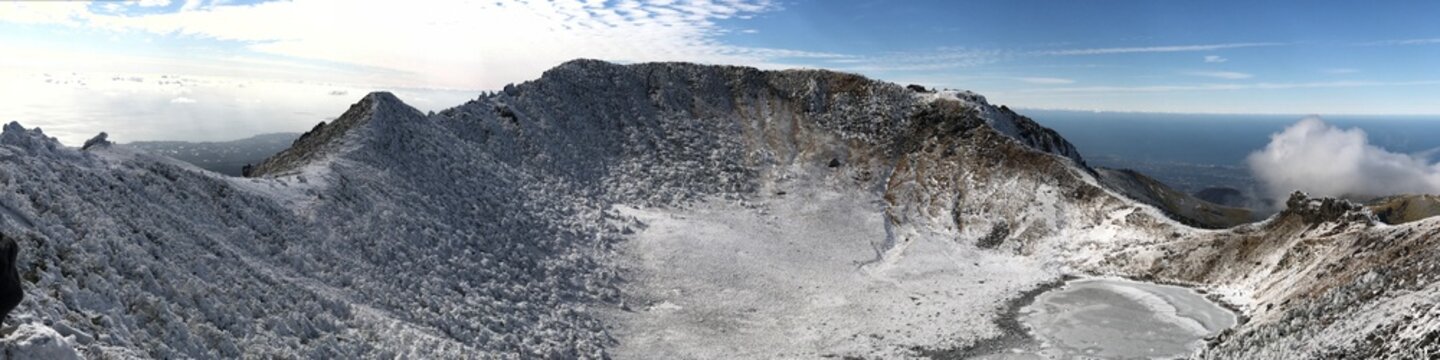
[0,60,1437,358]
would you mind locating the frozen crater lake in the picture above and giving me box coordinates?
[991,278,1238,359]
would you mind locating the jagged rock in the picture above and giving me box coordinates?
[0,235,16,324]
[905,84,931,93]
[1282,191,1376,225]
[80,132,110,151]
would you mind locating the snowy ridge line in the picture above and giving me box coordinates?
[0,59,1156,358]
[4,59,1428,358]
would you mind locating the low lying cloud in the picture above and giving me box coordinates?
[1247,117,1440,201]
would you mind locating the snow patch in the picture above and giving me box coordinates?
[0,323,82,360]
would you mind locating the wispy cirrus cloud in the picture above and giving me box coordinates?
[1203,55,1228,63]
[1361,38,1440,46]
[832,47,1004,72]
[1037,42,1282,56]
[1016,77,1075,85]
[0,0,825,89]
[1188,71,1254,80]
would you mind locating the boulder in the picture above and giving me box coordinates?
[0,235,19,324]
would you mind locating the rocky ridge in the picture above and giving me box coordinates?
[0,60,1433,358]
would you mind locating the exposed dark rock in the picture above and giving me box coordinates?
[976,222,1010,249]
[80,132,110,151]
[1282,191,1375,225]
[905,84,931,93]
[0,234,22,324]
[495,105,516,120]
[827,158,842,168]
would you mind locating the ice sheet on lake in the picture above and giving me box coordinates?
[1012,278,1237,359]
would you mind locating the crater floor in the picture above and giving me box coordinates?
[602,187,1056,359]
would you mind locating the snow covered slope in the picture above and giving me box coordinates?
[0,59,1429,358]
[1088,192,1440,359]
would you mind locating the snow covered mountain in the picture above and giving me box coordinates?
[0,59,1435,358]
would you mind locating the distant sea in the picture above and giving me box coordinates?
[1023,110,1440,194]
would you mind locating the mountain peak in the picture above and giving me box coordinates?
[361,91,402,105]
[243,91,423,177]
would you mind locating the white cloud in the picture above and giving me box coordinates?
[1248,117,1440,200]
[170,96,197,104]
[1038,42,1281,56]
[1363,38,1440,46]
[179,0,205,12]
[136,0,173,7]
[0,0,821,89]
[0,2,91,25]
[1188,71,1253,80]
[1017,77,1075,85]
[835,47,1003,72]
[1203,55,1227,63]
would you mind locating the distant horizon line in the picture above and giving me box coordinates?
[1009,106,1440,118]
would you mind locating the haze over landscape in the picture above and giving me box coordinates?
[0,0,1439,359]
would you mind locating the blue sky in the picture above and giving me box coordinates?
[2,0,1440,143]
[715,0,1440,114]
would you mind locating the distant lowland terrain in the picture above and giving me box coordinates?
[127,133,299,176]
